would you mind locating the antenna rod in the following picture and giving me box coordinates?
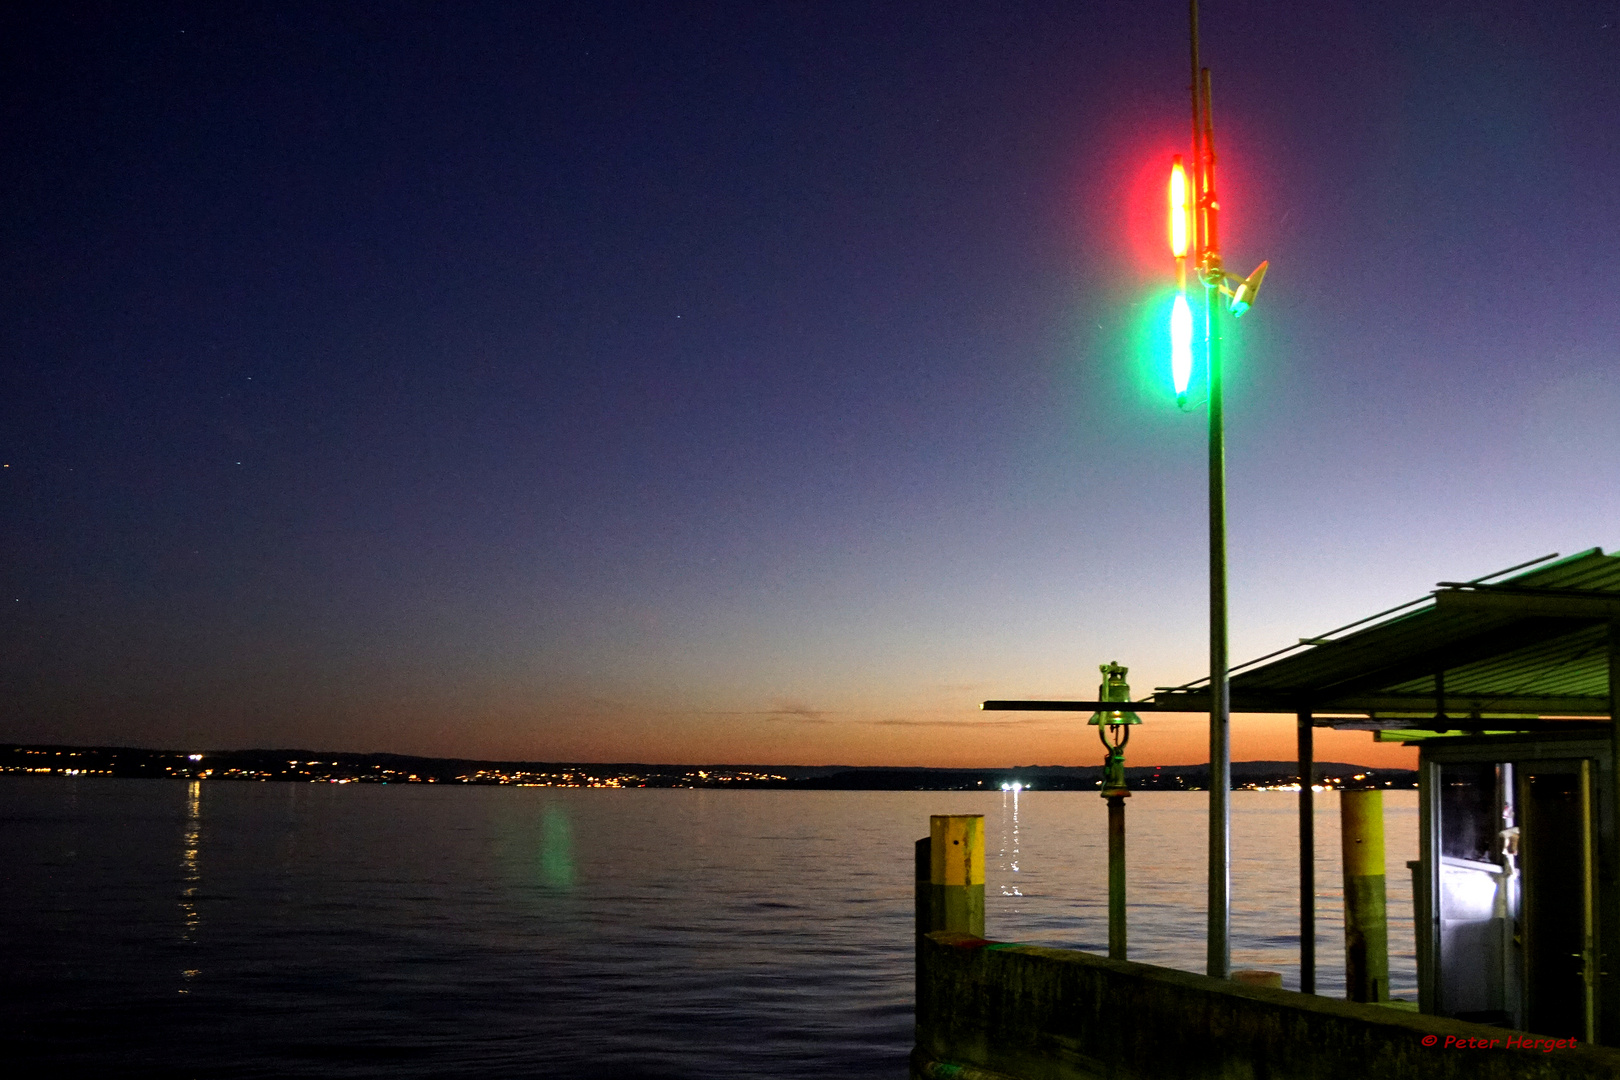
[1189,0,1203,255]
[1200,67,1219,266]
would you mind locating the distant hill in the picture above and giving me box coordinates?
[777,761,1411,791]
[0,744,1413,790]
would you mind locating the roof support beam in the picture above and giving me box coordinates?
[1335,693,1609,715]
[986,692,1610,717]
[1321,718,1608,733]
[1434,588,1620,621]
[1142,691,1610,716]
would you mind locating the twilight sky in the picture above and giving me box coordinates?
[3,1,1617,768]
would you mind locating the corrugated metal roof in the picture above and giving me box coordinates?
[1152,548,1620,717]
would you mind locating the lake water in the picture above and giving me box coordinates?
[1,777,1417,1078]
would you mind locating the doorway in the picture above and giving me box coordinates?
[1518,762,1595,1040]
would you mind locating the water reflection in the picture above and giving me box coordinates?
[3,782,1421,1075]
[997,785,1022,897]
[540,803,575,889]
[179,780,201,986]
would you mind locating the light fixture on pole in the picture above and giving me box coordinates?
[1169,155,1195,408]
[1089,661,1142,961]
[1177,0,1269,980]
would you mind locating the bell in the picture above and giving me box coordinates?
[1087,662,1143,727]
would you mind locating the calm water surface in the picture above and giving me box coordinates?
[1,778,1416,1078]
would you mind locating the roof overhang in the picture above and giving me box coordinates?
[984,549,1620,732]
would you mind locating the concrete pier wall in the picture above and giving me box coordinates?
[915,930,1620,1080]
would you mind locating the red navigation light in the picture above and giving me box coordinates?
[1168,156,1189,258]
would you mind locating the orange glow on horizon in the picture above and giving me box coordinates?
[468,709,1419,772]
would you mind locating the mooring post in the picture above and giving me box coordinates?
[915,836,933,936]
[929,814,985,937]
[1298,709,1315,994]
[1340,789,1389,1002]
[1107,794,1127,959]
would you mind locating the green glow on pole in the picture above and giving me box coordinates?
[1170,291,1193,401]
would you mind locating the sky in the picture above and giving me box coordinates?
[2,1,1617,768]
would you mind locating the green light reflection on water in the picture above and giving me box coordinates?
[540,803,576,890]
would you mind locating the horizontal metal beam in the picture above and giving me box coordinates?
[1145,691,1612,717]
[1434,588,1620,621]
[981,700,1195,713]
[1321,718,1609,733]
[988,691,1611,717]
[1331,693,1609,716]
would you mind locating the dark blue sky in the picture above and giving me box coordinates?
[4,1,1617,765]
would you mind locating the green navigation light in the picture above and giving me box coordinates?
[1170,292,1194,404]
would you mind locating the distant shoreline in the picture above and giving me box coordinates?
[0,743,1415,791]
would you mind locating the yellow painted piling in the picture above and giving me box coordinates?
[930,815,985,938]
[1340,789,1388,1002]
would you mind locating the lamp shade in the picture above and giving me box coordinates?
[1088,661,1143,726]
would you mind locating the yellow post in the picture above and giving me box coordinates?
[929,815,985,937]
[1340,790,1388,1002]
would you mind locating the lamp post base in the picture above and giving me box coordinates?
[1107,793,1127,960]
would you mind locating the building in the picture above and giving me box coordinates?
[1150,547,1618,1043]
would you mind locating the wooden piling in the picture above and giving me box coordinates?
[915,836,933,936]
[1297,710,1315,994]
[1107,795,1127,959]
[929,815,985,938]
[1340,789,1388,1002]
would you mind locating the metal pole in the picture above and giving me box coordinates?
[1108,794,1127,960]
[1199,61,1230,980]
[1606,620,1620,1043]
[1189,0,1202,208]
[1298,710,1316,993]
[1188,0,1230,981]
[1205,274,1230,980]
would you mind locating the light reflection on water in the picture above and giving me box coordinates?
[180,780,201,943]
[0,779,1415,1077]
[983,787,1416,999]
[995,786,1023,898]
